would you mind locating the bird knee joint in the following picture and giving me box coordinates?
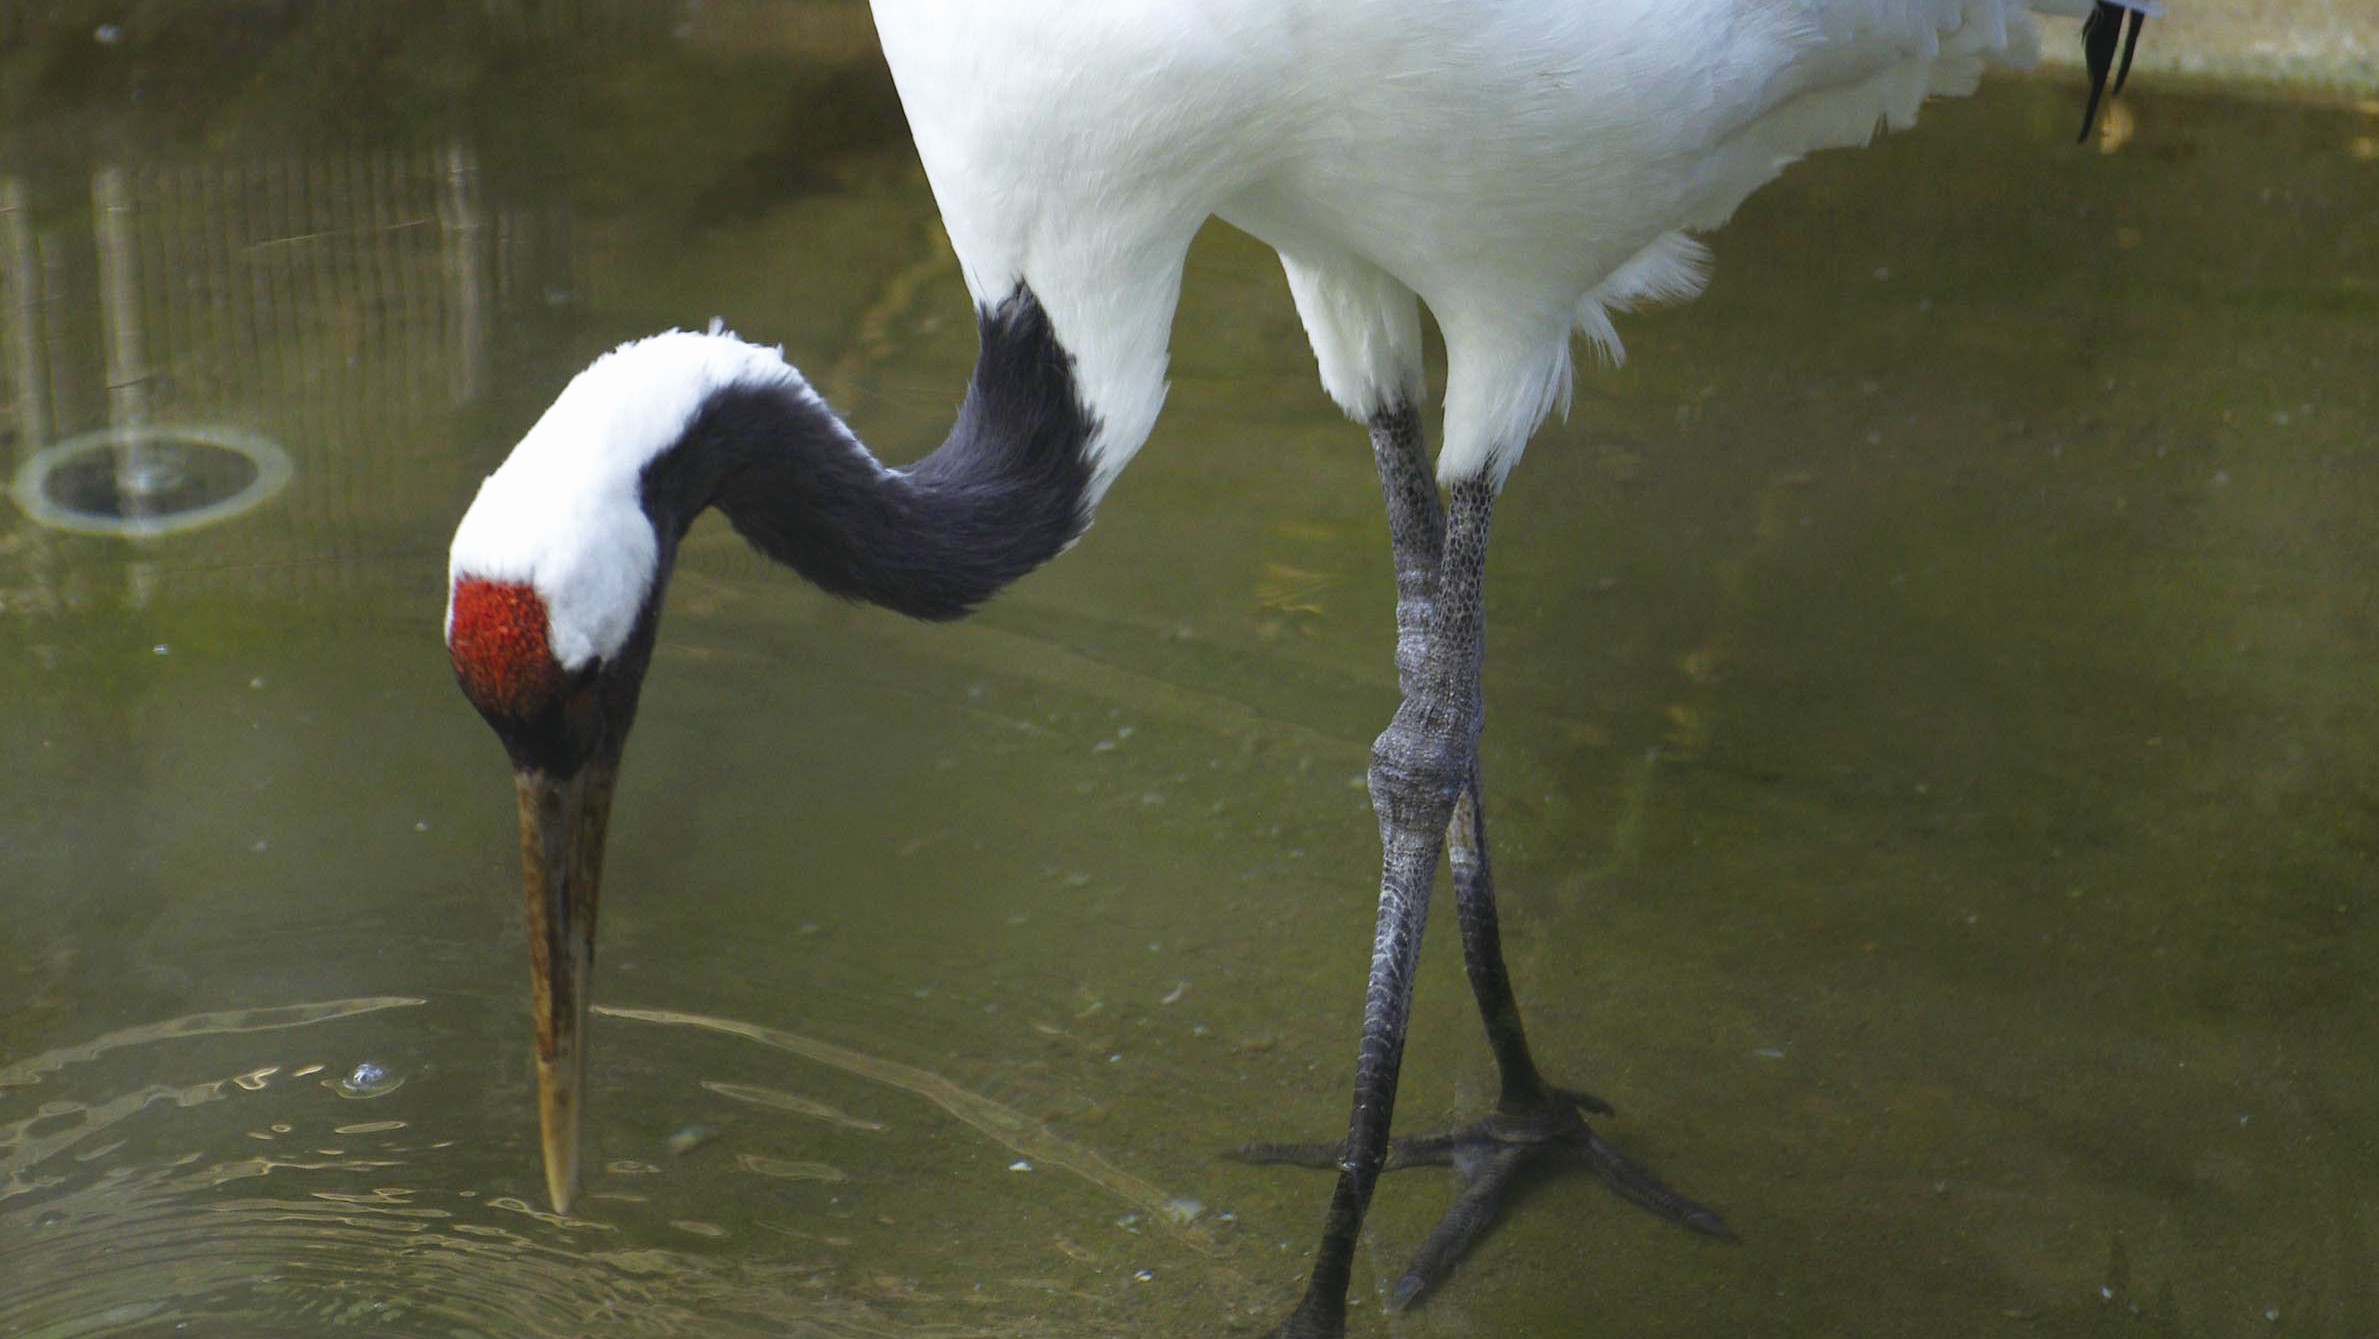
[1368,716,1472,822]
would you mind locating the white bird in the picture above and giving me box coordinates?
[445,3,2148,1333]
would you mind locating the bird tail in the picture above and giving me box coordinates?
[1574,232,1713,368]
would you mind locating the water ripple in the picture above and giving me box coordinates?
[0,1000,994,1337]
[0,998,426,1093]
[0,1162,927,1337]
[598,1004,1228,1256]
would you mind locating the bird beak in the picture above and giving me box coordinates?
[513,761,616,1217]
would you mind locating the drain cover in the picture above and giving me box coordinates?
[12,424,291,538]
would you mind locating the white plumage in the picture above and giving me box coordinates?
[873,0,2090,491]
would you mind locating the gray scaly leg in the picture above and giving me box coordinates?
[1248,404,1729,1338]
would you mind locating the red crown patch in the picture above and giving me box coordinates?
[449,578,563,717]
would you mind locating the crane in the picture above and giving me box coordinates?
[446,3,2149,1333]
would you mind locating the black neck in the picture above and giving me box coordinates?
[640,287,1097,622]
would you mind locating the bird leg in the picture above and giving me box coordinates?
[1241,405,1728,1338]
[1252,447,1492,1339]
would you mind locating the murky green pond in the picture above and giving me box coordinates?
[4,5,2376,1336]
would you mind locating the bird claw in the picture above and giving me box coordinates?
[1233,1087,1733,1316]
[1564,1120,1740,1244]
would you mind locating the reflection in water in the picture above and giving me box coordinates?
[7,148,489,455]
[737,1151,849,1183]
[0,139,548,616]
[598,1004,1226,1258]
[0,996,423,1093]
[703,1079,889,1134]
[0,1159,931,1338]
[0,1000,999,1338]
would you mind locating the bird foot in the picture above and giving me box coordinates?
[1234,1086,1733,1321]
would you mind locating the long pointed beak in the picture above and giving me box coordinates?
[513,763,616,1216]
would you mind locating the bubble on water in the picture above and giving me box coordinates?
[328,1062,403,1099]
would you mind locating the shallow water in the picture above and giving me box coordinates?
[4,6,2377,1336]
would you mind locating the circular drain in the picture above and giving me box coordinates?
[12,424,291,538]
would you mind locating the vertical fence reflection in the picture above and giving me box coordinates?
[0,142,574,615]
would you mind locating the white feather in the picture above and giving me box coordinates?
[447,330,859,667]
[871,0,2087,485]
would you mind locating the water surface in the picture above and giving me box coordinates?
[3,7,2376,1336]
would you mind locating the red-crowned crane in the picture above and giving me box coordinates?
[446,3,2150,1332]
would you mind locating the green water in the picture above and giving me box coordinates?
[3,5,2376,1336]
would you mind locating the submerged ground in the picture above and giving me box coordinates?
[2,4,2375,1335]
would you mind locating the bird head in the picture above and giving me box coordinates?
[448,578,608,770]
[444,567,648,1220]
[445,324,955,1214]
[445,336,710,1217]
